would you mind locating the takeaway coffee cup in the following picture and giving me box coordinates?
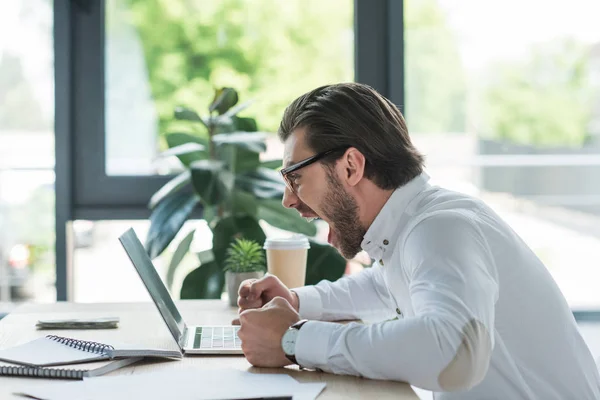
[263,236,310,289]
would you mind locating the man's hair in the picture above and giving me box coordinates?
[278,82,425,190]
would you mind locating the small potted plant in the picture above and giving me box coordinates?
[223,238,266,306]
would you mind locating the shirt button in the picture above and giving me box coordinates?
[396,308,402,315]
[379,259,384,265]
[383,239,389,245]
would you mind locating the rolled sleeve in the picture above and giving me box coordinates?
[293,286,323,320]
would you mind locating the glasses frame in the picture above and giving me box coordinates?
[280,146,350,192]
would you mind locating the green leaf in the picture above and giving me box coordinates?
[146,191,200,259]
[231,189,258,217]
[212,132,267,153]
[159,143,207,166]
[166,229,195,290]
[305,240,346,285]
[236,168,285,199]
[190,160,234,206]
[222,99,255,118]
[174,107,207,127]
[148,171,191,209]
[257,199,317,236]
[165,133,209,166]
[260,159,282,169]
[233,116,258,132]
[212,216,266,273]
[180,261,224,299]
[209,87,239,115]
[217,145,260,174]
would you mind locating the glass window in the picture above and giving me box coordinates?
[104,0,354,176]
[0,0,55,304]
[405,0,600,309]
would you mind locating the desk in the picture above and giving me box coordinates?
[0,301,418,399]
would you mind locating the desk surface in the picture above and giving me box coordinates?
[0,300,417,399]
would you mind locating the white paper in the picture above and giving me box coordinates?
[15,367,326,400]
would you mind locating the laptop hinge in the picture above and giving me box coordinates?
[179,326,189,353]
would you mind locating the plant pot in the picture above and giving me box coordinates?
[225,270,265,307]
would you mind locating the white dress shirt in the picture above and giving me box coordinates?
[293,173,600,400]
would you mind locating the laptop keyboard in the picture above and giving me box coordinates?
[194,326,242,350]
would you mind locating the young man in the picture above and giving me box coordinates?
[235,83,600,399]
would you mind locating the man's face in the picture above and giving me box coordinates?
[282,129,366,259]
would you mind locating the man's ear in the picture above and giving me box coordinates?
[343,148,366,187]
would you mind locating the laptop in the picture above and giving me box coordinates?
[118,228,243,355]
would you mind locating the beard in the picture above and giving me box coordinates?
[321,168,366,259]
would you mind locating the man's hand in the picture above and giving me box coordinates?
[237,297,301,368]
[233,275,299,324]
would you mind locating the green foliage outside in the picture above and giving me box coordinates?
[481,38,593,147]
[109,0,353,135]
[404,0,467,134]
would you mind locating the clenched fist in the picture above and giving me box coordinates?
[237,296,301,368]
[233,275,299,325]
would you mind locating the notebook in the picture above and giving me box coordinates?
[0,357,141,380]
[0,335,182,368]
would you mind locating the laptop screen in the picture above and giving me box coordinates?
[118,228,187,348]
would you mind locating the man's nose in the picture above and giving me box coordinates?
[282,186,299,209]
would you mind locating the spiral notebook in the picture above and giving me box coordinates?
[0,335,181,368]
[0,357,141,380]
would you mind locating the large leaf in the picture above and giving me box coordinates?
[260,159,283,169]
[148,171,191,209]
[212,216,266,272]
[180,261,224,299]
[209,87,238,115]
[146,191,201,259]
[166,229,195,291]
[231,189,258,218]
[233,116,257,132]
[235,167,286,199]
[222,99,255,118]
[305,240,347,285]
[165,133,209,166]
[256,199,317,237]
[166,132,209,148]
[217,145,260,174]
[174,107,207,128]
[212,132,267,153]
[190,160,234,206]
[159,143,207,166]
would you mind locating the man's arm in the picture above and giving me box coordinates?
[294,212,499,392]
[293,263,397,322]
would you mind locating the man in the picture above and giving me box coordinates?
[235,83,600,399]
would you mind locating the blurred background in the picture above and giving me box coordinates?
[0,0,599,317]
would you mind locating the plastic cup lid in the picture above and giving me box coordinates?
[263,235,310,250]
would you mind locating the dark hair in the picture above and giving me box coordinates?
[278,83,425,190]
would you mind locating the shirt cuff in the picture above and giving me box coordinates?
[295,320,335,370]
[293,286,323,320]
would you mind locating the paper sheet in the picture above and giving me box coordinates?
[15,367,327,400]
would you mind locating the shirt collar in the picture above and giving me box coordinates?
[361,172,430,259]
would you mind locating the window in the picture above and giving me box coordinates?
[0,0,55,303]
[405,0,600,309]
[104,0,354,176]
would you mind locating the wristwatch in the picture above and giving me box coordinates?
[281,319,308,365]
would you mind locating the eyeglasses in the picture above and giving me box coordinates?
[280,146,349,193]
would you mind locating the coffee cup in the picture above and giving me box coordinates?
[263,236,310,289]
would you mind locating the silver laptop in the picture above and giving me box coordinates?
[118,228,243,355]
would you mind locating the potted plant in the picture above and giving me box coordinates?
[223,238,266,306]
[145,87,347,300]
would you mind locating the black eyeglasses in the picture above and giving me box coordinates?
[280,146,349,193]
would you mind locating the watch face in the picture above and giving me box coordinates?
[281,328,299,356]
